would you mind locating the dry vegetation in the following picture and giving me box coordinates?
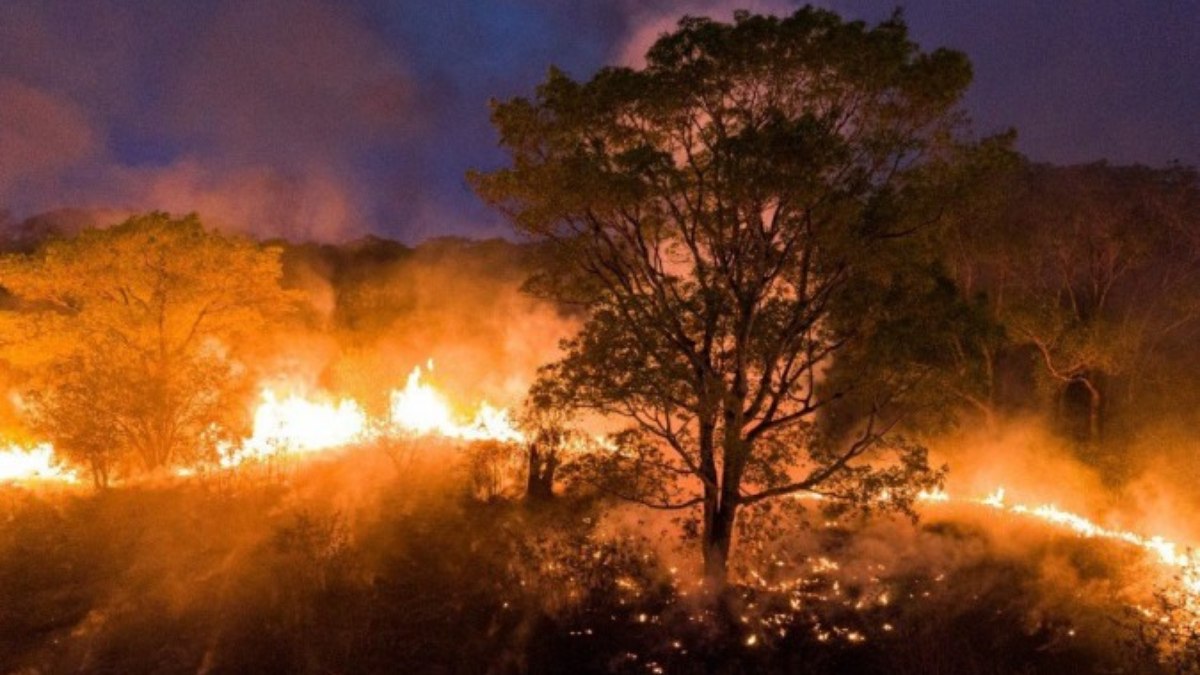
[0,440,1180,674]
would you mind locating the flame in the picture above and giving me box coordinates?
[221,360,523,467]
[228,389,371,465]
[9,354,1193,607]
[0,442,77,484]
[388,363,458,435]
[2,359,524,480]
[919,486,1200,596]
[387,362,524,443]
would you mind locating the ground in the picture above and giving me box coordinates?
[0,444,1173,674]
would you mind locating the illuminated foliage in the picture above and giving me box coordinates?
[0,212,296,482]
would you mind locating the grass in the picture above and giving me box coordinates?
[0,444,1177,674]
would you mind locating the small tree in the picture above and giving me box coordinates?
[474,9,972,581]
[25,354,125,488]
[0,212,295,482]
[517,379,579,501]
[464,440,518,502]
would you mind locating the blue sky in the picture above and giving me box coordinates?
[1,0,1196,242]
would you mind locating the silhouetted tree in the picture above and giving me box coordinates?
[475,9,974,581]
[518,385,572,501]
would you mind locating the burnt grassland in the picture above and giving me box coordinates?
[0,444,1163,674]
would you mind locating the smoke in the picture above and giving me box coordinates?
[113,161,368,242]
[267,237,577,416]
[928,418,1200,546]
[610,0,799,67]
[0,0,414,241]
[356,242,574,405]
[0,77,100,190]
[1,0,1196,244]
[163,0,413,161]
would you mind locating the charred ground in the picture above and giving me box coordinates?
[0,447,1160,674]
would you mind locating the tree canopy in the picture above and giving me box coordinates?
[941,161,1200,455]
[473,8,977,579]
[0,212,296,484]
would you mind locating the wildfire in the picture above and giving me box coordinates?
[0,442,77,484]
[3,359,524,479]
[222,360,523,467]
[387,362,524,443]
[918,486,1200,596]
[5,361,1199,610]
[388,363,457,436]
[228,389,371,465]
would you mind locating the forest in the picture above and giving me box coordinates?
[2,7,1200,674]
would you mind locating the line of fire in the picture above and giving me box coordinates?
[2,7,1199,674]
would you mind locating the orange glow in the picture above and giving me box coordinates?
[388,362,458,436]
[919,486,1200,596]
[216,360,523,468]
[11,356,1196,611]
[0,442,77,484]
[387,362,524,443]
[3,359,526,480]
[225,388,371,466]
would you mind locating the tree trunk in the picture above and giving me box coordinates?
[91,459,109,490]
[702,494,737,584]
[1087,382,1102,444]
[1079,375,1103,445]
[525,442,557,501]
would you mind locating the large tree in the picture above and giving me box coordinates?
[473,9,974,580]
[0,213,295,483]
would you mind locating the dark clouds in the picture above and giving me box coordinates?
[0,0,1196,242]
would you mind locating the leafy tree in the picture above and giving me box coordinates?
[0,212,295,482]
[925,135,1023,428]
[945,163,1200,447]
[474,9,973,580]
[518,385,571,501]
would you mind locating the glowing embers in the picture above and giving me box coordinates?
[0,442,77,483]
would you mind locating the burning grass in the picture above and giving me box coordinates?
[0,359,525,484]
[1,348,1196,671]
[0,440,1189,674]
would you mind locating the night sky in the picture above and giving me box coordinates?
[1,0,1196,242]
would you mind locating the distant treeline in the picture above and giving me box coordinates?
[938,161,1200,467]
[3,158,1198,471]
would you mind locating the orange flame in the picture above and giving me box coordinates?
[387,362,524,443]
[0,442,78,484]
[9,356,1194,608]
[919,486,1200,596]
[220,360,523,467]
[222,388,372,466]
